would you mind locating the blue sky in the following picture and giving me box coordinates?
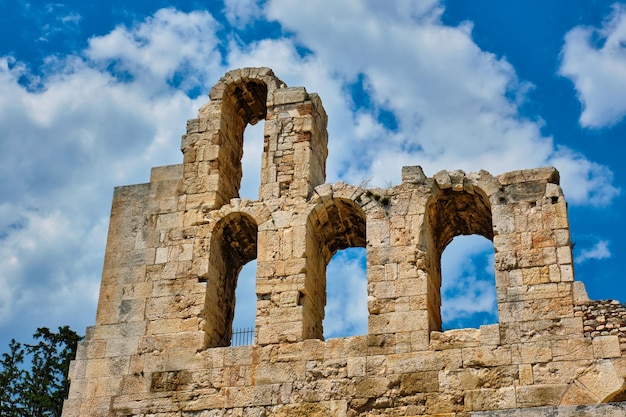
[1,0,626,349]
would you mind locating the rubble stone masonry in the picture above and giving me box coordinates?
[62,68,626,417]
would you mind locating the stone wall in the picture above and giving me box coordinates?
[577,299,626,353]
[62,68,626,417]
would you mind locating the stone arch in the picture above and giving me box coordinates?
[202,211,258,347]
[182,67,328,209]
[304,196,367,339]
[181,68,285,208]
[425,176,494,332]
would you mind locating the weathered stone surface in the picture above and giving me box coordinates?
[63,68,626,417]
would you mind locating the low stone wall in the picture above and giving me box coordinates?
[576,299,626,352]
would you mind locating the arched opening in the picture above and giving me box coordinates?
[426,188,494,332]
[223,80,267,199]
[209,79,269,205]
[323,247,368,339]
[239,123,264,200]
[203,212,257,347]
[440,235,497,330]
[231,259,257,346]
[305,198,367,340]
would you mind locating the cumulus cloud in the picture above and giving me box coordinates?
[85,8,223,93]
[261,0,618,206]
[560,4,626,128]
[0,8,226,347]
[549,146,620,206]
[223,0,263,29]
[577,240,612,264]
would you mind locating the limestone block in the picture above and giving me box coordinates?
[257,321,302,344]
[433,170,452,189]
[549,264,561,282]
[183,390,227,411]
[274,87,308,105]
[465,387,516,411]
[352,376,390,399]
[551,339,593,362]
[84,376,120,398]
[165,349,206,371]
[440,366,518,392]
[61,399,81,417]
[532,361,580,385]
[493,233,518,252]
[81,336,106,359]
[401,165,427,183]
[155,247,168,264]
[519,364,533,385]
[495,251,517,271]
[515,384,568,407]
[256,360,305,385]
[449,169,466,191]
[593,335,622,359]
[400,371,439,394]
[560,264,574,282]
[105,337,139,360]
[411,330,431,351]
[390,350,463,374]
[346,357,366,378]
[559,381,598,406]
[367,219,391,246]
[556,246,573,265]
[573,281,590,303]
[518,317,583,342]
[138,331,207,352]
[480,324,501,346]
[576,361,625,403]
[430,329,480,350]
[462,346,512,367]
[520,341,552,364]
[425,391,465,414]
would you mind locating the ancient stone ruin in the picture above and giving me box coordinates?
[63,68,626,416]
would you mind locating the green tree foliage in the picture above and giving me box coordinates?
[0,327,81,417]
[0,339,26,416]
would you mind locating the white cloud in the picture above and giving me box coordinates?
[260,0,617,206]
[549,146,620,206]
[0,209,103,330]
[86,8,223,93]
[577,240,612,264]
[560,4,626,128]
[0,9,227,346]
[223,0,263,29]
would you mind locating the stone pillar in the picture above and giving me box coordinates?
[261,88,328,200]
[492,168,578,340]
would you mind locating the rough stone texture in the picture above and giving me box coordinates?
[576,299,626,353]
[63,68,626,417]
